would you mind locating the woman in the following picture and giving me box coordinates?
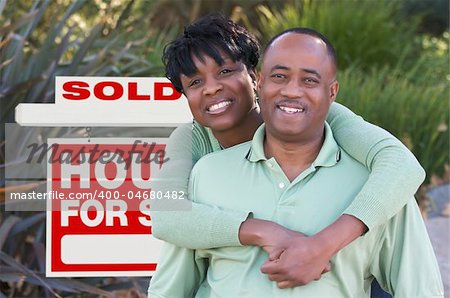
[149,14,424,295]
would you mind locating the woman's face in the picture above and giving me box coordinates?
[180,52,257,132]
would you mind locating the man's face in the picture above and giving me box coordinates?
[180,51,256,132]
[258,32,339,143]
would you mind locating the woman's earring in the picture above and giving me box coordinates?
[254,88,259,102]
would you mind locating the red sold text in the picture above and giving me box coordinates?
[62,80,182,101]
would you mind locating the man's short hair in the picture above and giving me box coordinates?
[265,28,338,70]
[163,14,260,92]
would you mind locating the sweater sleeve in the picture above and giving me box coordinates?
[326,102,426,229]
[150,123,249,249]
[147,242,207,298]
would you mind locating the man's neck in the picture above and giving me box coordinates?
[213,107,263,148]
[264,131,324,182]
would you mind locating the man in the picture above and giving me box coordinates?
[149,28,443,297]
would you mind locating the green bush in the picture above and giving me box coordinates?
[1,1,126,123]
[0,0,165,127]
[400,0,449,35]
[337,63,449,181]
[256,0,421,70]
[256,0,449,182]
[0,1,157,296]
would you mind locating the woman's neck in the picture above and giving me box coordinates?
[213,107,263,148]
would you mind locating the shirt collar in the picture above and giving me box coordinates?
[247,124,267,162]
[246,122,341,168]
[313,123,341,168]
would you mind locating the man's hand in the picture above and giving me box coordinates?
[260,235,333,288]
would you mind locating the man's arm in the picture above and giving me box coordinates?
[369,200,443,297]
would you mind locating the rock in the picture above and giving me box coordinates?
[427,184,450,218]
[425,184,450,296]
[442,203,450,218]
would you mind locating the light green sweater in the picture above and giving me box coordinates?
[150,102,425,249]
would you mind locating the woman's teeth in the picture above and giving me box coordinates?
[208,100,231,112]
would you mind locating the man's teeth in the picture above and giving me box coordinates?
[279,106,304,113]
[208,101,231,112]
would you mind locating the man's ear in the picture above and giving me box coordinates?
[256,72,263,92]
[329,80,339,102]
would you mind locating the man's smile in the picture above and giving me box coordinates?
[276,100,306,115]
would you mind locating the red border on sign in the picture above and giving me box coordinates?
[49,142,166,273]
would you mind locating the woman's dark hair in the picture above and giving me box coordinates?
[162,14,260,92]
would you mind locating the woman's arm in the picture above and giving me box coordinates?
[327,102,425,229]
[150,123,249,249]
[150,124,309,251]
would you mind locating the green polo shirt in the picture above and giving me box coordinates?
[148,123,442,298]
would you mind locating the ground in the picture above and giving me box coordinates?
[426,184,449,296]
